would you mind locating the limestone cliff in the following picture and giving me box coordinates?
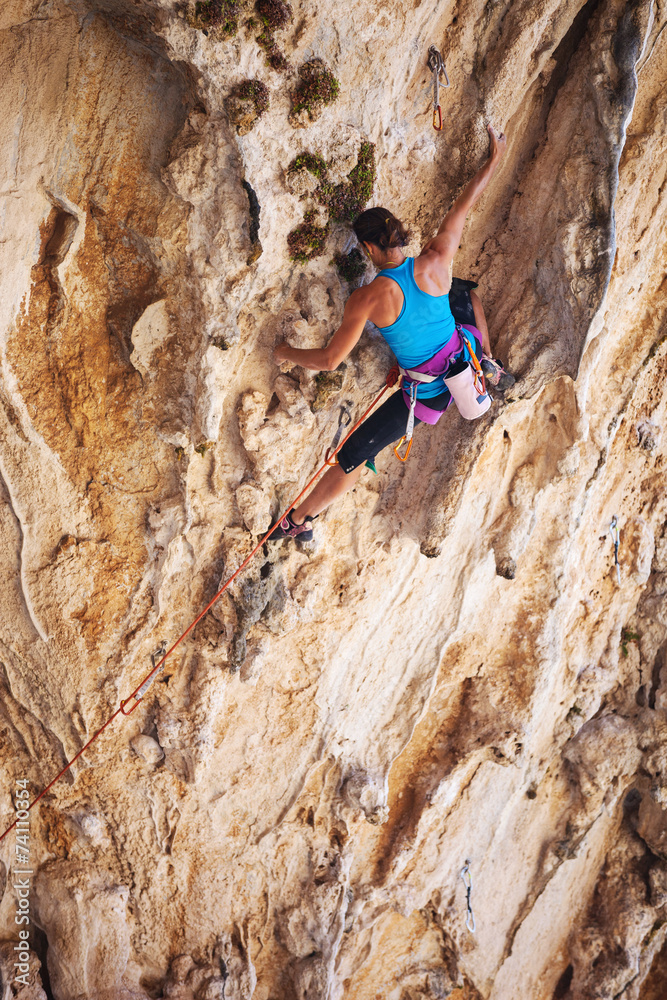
[0,1,666,998]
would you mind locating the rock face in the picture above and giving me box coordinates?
[0,1,666,998]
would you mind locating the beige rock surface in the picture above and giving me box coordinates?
[0,1,666,998]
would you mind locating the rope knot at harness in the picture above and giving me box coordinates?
[386,365,400,388]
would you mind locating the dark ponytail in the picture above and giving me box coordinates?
[352,207,411,250]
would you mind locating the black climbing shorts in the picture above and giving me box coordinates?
[337,387,450,474]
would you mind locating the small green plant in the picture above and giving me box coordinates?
[285,142,375,266]
[315,370,343,387]
[175,446,185,460]
[333,248,367,283]
[566,704,583,723]
[289,151,328,180]
[256,0,291,29]
[290,60,340,122]
[621,628,640,657]
[236,78,269,116]
[287,210,329,264]
[211,336,230,350]
[255,0,291,70]
[195,441,214,456]
[190,0,240,34]
[319,142,376,222]
[225,79,269,136]
[312,369,345,411]
[257,32,288,70]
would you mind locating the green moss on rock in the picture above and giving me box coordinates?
[189,0,240,35]
[237,78,269,115]
[287,210,330,264]
[225,79,269,135]
[319,142,376,222]
[256,0,292,29]
[312,368,345,411]
[289,60,340,125]
[285,142,375,265]
[288,152,328,180]
[255,0,291,70]
[333,247,367,283]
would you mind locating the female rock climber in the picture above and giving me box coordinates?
[269,123,511,542]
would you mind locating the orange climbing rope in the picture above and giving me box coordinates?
[0,368,400,845]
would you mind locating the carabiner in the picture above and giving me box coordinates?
[473,370,486,396]
[394,436,413,463]
[433,104,443,131]
[120,641,168,715]
[461,331,486,395]
[120,696,141,716]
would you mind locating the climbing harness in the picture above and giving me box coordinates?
[394,327,489,461]
[610,515,621,585]
[428,45,450,131]
[325,402,353,465]
[460,861,476,933]
[0,368,401,845]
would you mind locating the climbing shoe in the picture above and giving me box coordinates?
[267,512,315,542]
[481,356,516,392]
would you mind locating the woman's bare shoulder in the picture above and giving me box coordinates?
[350,275,397,303]
[413,249,452,293]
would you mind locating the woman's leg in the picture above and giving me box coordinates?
[470,290,492,356]
[292,462,363,522]
[292,390,414,523]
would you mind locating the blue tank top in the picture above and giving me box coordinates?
[374,257,456,398]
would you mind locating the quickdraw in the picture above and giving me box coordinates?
[325,403,353,465]
[394,382,417,462]
[428,45,450,132]
[120,640,167,715]
[460,861,476,933]
[610,515,621,585]
[460,331,486,396]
